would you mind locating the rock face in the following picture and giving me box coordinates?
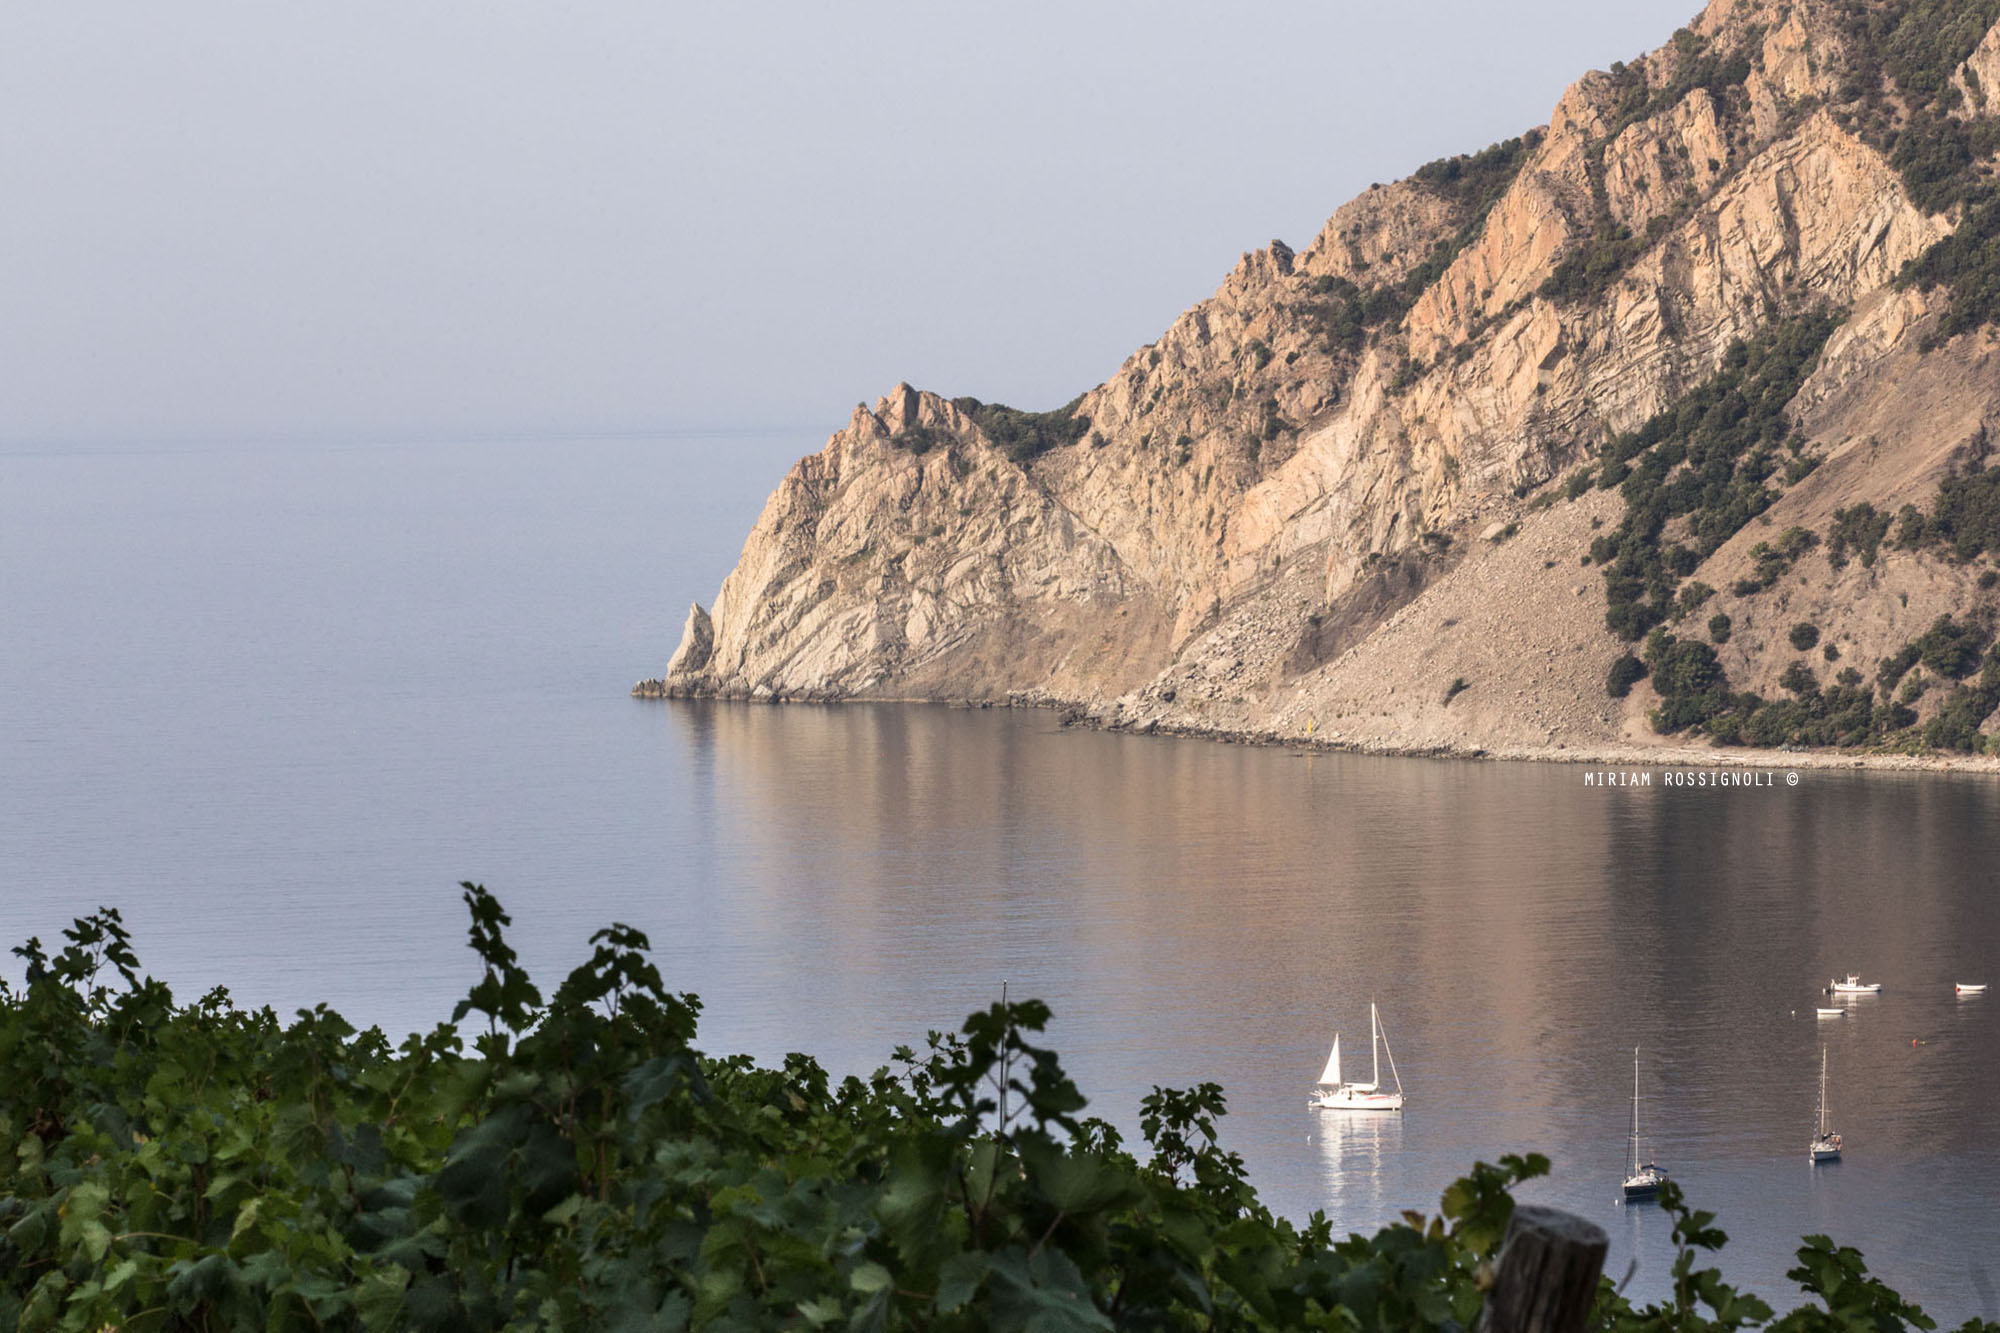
[666,603,714,679]
[659,0,2000,760]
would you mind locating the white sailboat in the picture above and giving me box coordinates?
[1810,1045,1842,1163]
[1622,1046,1667,1200]
[1827,974,1881,994]
[1308,1003,1405,1111]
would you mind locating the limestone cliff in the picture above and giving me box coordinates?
[647,0,2000,762]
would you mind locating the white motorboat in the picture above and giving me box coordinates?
[1815,1007,1845,1018]
[1827,975,1881,994]
[1956,983,1988,994]
[1810,1046,1842,1163]
[1622,1046,1667,1201]
[1308,1002,1405,1111]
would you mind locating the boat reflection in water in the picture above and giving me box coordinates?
[1309,1108,1404,1217]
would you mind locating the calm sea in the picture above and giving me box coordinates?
[4,433,1998,1322]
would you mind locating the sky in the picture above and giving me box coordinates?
[0,2,1702,444]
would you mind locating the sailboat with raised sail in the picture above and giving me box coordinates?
[1622,1046,1667,1200]
[1308,1003,1405,1111]
[1811,1045,1842,1163]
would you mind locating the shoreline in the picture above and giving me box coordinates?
[632,681,2000,776]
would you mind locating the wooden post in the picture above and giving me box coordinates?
[1474,1205,1609,1333]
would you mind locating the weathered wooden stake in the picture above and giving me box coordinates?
[1473,1205,1610,1333]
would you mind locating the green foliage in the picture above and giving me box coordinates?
[1779,661,1821,696]
[1675,581,1717,619]
[1731,677,1884,748]
[1890,108,2000,215]
[890,425,948,454]
[1838,0,2000,149]
[949,396,1093,465]
[1789,623,1821,651]
[1443,676,1471,705]
[1922,652,2000,749]
[1890,444,2000,559]
[1607,30,1758,141]
[1591,313,1840,643]
[1709,612,1734,644]
[1848,0,2000,335]
[1539,205,1682,308]
[0,895,1572,1333]
[1731,527,1821,598]
[1607,652,1649,698]
[1410,133,1544,213]
[1914,613,1992,678]
[1712,616,2000,748]
[1879,641,1925,693]
[1538,29,1763,309]
[1901,197,2000,343]
[1645,630,1733,732]
[1302,132,1542,358]
[1826,503,1893,569]
[9,898,1999,1329]
[1305,274,1411,357]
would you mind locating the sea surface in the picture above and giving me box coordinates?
[5,432,1999,1322]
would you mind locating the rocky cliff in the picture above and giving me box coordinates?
[647,0,2000,762]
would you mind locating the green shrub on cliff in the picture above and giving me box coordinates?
[1591,313,1840,644]
[949,396,1092,464]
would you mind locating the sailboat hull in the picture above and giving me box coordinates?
[1309,1088,1404,1111]
[1622,1168,1667,1200]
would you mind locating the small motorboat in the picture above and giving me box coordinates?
[1827,975,1881,994]
[1815,1007,1845,1018]
[1956,983,1988,994]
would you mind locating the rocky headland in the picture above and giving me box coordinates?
[643,0,2000,770]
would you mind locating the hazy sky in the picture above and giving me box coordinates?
[1,3,1700,444]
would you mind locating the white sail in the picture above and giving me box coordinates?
[1317,1035,1342,1087]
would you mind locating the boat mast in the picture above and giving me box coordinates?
[1818,1046,1829,1136]
[1370,1002,1381,1088]
[1631,1047,1641,1173]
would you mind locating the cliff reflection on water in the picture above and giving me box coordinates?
[660,700,2000,1322]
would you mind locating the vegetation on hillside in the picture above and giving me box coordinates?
[953,397,1093,464]
[1632,607,2000,751]
[1538,26,1761,309]
[1587,312,1843,643]
[889,398,1092,465]
[1890,436,2000,558]
[1301,133,1544,358]
[1838,0,2000,210]
[4,894,1994,1330]
[1843,0,2000,339]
